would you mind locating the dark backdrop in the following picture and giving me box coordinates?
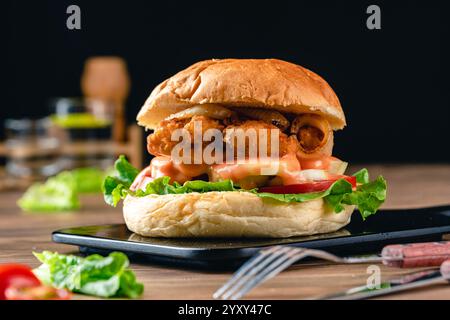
[3,0,449,163]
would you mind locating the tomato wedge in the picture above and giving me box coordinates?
[0,264,40,300]
[260,176,357,194]
[0,264,71,300]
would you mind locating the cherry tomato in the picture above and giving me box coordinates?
[0,264,40,300]
[259,176,357,194]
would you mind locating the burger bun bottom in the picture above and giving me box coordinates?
[123,191,354,238]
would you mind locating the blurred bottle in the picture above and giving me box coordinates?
[81,56,130,142]
[4,118,61,180]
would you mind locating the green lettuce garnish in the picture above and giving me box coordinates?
[33,251,143,298]
[103,155,141,206]
[103,156,387,220]
[18,176,80,212]
[257,170,387,220]
[58,167,107,194]
[18,167,108,212]
[103,157,238,206]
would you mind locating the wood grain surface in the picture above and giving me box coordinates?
[1,164,450,300]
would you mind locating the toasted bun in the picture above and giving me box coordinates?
[137,59,346,130]
[123,191,354,238]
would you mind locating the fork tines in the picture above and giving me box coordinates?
[213,245,306,300]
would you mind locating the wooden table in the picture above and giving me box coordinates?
[1,164,450,300]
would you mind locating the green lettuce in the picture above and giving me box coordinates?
[57,167,106,193]
[18,176,80,212]
[103,156,387,220]
[257,170,387,219]
[33,251,143,298]
[18,167,108,212]
[103,155,140,206]
[103,156,239,206]
[343,174,387,219]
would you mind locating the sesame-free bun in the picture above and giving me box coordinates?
[123,191,354,238]
[137,59,346,130]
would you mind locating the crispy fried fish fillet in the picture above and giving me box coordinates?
[147,116,224,157]
[223,120,299,158]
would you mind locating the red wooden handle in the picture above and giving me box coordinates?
[381,241,450,268]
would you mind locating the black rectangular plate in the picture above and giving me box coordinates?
[53,205,450,269]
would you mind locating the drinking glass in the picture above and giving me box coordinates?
[4,118,61,179]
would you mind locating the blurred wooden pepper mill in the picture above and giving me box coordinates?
[81,56,130,142]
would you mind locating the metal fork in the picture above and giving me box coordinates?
[213,245,381,300]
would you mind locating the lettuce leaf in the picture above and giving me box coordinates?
[114,155,140,185]
[18,176,80,212]
[18,167,108,212]
[342,175,387,219]
[103,155,140,206]
[57,167,106,193]
[353,168,370,184]
[175,179,236,193]
[103,156,387,219]
[33,251,143,298]
[103,156,239,206]
[257,170,387,220]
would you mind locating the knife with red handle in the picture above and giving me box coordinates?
[380,241,450,268]
[318,259,450,300]
[324,241,450,267]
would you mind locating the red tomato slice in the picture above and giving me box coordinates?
[0,264,40,300]
[260,176,356,194]
[0,264,71,300]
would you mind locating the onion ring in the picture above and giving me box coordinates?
[291,114,333,157]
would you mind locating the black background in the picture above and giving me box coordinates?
[3,0,449,163]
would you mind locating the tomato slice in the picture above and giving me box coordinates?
[0,264,71,300]
[260,176,356,194]
[0,264,40,300]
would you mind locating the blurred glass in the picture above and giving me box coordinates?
[4,118,61,179]
[50,97,116,170]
